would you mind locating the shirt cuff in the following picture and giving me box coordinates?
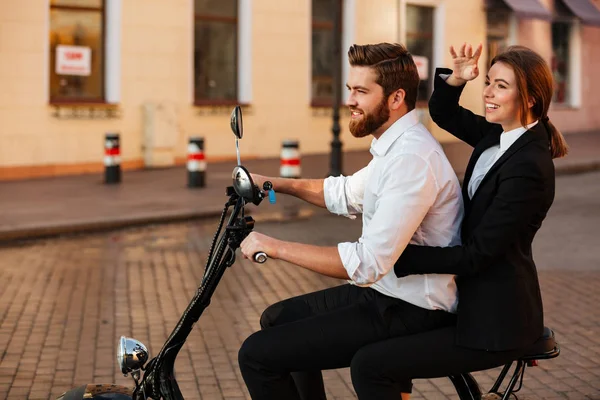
[338,241,362,281]
[324,176,355,217]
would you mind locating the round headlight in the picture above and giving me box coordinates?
[117,336,149,374]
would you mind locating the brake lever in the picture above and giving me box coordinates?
[262,181,276,204]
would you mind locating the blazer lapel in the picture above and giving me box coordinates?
[462,131,501,206]
[469,126,545,205]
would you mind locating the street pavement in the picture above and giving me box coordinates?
[1,170,599,400]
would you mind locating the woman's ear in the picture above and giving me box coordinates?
[390,89,406,110]
[528,97,536,109]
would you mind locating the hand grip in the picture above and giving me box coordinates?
[253,252,268,263]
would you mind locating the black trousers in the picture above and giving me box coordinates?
[351,326,530,399]
[237,284,456,400]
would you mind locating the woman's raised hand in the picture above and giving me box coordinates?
[449,43,483,83]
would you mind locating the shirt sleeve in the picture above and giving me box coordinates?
[337,154,438,285]
[323,164,371,217]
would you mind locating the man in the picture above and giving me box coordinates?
[238,43,464,400]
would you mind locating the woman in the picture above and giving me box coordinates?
[349,43,568,399]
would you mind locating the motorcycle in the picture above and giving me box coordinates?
[57,106,274,400]
[56,107,561,400]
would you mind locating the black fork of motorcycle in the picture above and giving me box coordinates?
[57,106,274,400]
[133,185,268,400]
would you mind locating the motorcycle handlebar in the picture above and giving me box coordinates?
[253,252,268,263]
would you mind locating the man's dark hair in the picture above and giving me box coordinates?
[348,43,419,110]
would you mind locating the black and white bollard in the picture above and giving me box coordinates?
[280,140,301,179]
[104,133,121,184]
[187,137,206,188]
[280,140,301,219]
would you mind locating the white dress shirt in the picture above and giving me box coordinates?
[467,121,539,199]
[324,110,464,313]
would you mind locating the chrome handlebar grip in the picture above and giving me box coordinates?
[253,252,268,263]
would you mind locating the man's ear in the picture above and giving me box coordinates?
[390,89,406,110]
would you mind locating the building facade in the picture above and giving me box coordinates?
[0,0,598,180]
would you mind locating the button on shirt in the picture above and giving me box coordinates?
[324,110,464,313]
[468,121,539,199]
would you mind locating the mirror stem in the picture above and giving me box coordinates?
[236,139,241,166]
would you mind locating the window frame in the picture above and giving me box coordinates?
[485,9,518,66]
[550,18,582,109]
[49,0,107,104]
[193,1,240,106]
[398,0,444,109]
[310,0,344,108]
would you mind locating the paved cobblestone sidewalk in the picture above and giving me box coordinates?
[1,172,600,400]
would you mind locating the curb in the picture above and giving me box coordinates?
[0,206,320,244]
[2,161,599,244]
[0,209,223,244]
[555,160,600,176]
[454,159,599,184]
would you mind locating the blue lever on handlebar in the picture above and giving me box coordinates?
[268,189,276,204]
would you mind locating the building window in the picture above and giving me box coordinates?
[405,4,434,104]
[49,0,105,103]
[486,9,512,65]
[194,0,238,104]
[312,0,342,106]
[552,22,571,105]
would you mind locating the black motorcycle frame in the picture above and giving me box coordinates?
[132,189,260,400]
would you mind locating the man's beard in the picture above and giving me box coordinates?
[349,96,390,138]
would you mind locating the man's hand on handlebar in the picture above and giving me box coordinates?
[240,232,280,263]
[251,174,272,191]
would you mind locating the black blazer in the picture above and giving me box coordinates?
[394,68,555,352]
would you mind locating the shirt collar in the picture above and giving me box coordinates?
[370,110,420,157]
[500,120,539,152]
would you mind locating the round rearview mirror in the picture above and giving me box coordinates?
[230,106,243,139]
[232,165,255,201]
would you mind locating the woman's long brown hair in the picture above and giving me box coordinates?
[492,46,569,159]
